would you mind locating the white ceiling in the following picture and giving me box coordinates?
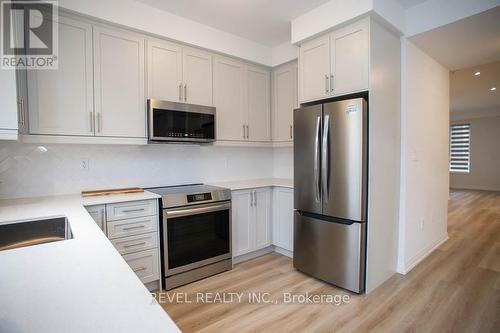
[397,0,427,9]
[450,61,500,114]
[409,6,500,70]
[135,0,331,47]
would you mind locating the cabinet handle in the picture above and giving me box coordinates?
[325,74,329,93]
[124,241,147,248]
[330,74,334,93]
[254,191,257,206]
[123,208,145,213]
[242,124,245,139]
[290,124,293,139]
[250,192,253,207]
[179,83,182,101]
[184,84,187,101]
[123,225,146,231]
[133,266,147,273]
[246,125,249,139]
[97,113,102,132]
[89,112,94,132]
[18,97,25,127]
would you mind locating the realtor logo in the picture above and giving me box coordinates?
[1,0,58,69]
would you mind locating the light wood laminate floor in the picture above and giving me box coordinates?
[158,190,500,332]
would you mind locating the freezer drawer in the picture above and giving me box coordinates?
[293,211,366,293]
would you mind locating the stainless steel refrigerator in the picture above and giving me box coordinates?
[293,97,367,293]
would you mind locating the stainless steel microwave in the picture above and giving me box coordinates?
[147,99,216,143]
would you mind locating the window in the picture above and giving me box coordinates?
[449,124,471,173]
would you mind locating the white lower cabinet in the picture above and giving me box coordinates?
[232,186,294,260]
[232,187,271,257]
[272,187,294,252]
[85,199,161,289]
[85,204,106,233]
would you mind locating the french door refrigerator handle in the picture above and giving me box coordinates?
[322,114,330,202]
[314,116,321,202]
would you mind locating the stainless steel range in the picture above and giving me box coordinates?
[147,185,232,290]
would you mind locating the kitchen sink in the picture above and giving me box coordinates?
[0,216,73,252]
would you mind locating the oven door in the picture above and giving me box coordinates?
[163,201,231,276]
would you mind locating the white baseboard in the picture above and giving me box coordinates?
[233,246,274,264]
[273,245,293,258]
[450,186,500,192]
[397,234,448,275]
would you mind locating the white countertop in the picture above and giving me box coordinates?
[209,178,293,190]
[0,191,180,333]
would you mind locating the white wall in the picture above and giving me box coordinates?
[450,115,500,192]
[271,42,299,67]
[58,0,273,66]
[0,142,274,199]
[272,147,293,179]
[398,40,450,274]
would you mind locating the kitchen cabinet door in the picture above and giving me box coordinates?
[330,20,369,96]
[147,39,183,102]
[214,56,246,141]
[232,190,253,257]
[27,16,93,136]
[93,26,146,138]
[299,35,330,103]
[182,47,213,106]
[0,62,18,139]
[273,187,294,252]
[254,188,272,250]
[246,66,271,142]
[272,61,297,142]
[85,205,106,233]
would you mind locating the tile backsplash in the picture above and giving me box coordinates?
[0,142,292,199]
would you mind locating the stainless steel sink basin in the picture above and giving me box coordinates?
[0,216,73,252]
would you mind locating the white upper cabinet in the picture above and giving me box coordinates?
[214,56,246,141]
[147,39,183,102]
[246,65,270,142]
[28,16,93,136]
[147,42,213,106]
[299,35,330,102]
[215,56,271,143]
[0,68,18,140]
[94,26,146,138]
[182,47,213,106]
[330,21,369,95]
[298,18,369,103]
[272,61,297,142]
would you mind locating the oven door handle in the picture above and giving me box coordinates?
[165,202,231,219]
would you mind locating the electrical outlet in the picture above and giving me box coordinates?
[80,159,90,171]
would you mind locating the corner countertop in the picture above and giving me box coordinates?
[0,191,180,333]
[208,178,293,191]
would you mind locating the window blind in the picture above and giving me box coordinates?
[450,124,470,173]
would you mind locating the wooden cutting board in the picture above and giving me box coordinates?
[82,187,144,197]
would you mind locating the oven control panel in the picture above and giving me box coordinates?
[187,193,212,203]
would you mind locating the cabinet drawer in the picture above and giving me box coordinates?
[107,215,158,239]
[110,232,158,255]
[106,200,157,221]
[123,249,160,284]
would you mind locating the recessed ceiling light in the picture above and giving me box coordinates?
[474,71,481,76]
[491,87,497,91]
